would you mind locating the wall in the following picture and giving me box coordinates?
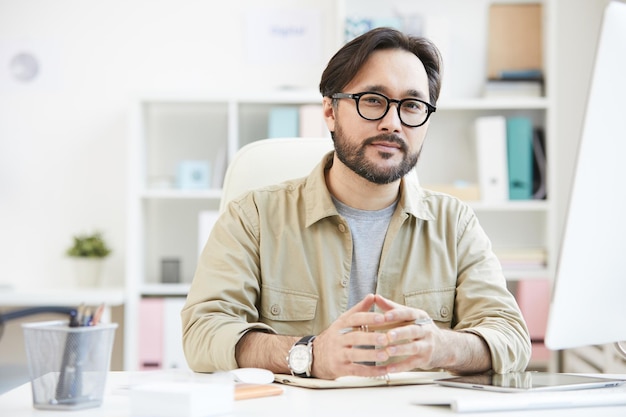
[0,0,616,291]
[0,0,619,376]
[0,0,338,291]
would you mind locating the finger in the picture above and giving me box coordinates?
[373,295,417,323]
[339,312,387,332]
[383,321,434,353]
[373,294,406,309]
[347,293,376,314]
[345,363,389,378]
[341,329,388,347]
[348,344,390,365]
[384,351,431,374]
[338,294,387,330]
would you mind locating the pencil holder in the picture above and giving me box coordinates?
[22,320,118,410]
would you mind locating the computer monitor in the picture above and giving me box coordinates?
[545,1,626,353]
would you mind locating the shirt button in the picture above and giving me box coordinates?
[440,306,450,318]
[337,223,346,233]
[341,278,349,287]
[270,304,281,316]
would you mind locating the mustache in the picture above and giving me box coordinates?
[363,134,408,152]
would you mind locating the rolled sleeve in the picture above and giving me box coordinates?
[453,207,531,373]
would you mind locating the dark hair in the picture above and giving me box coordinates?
[319,27,443,104]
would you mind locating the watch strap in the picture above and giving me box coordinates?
[295,335,316,347]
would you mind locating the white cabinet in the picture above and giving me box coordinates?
[125,0,557,371]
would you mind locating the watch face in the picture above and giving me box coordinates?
[288,345,310,374]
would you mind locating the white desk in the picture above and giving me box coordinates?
[2,372,626,416]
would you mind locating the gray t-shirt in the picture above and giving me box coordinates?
[333,197,397,308]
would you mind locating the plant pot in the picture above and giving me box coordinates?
[71,258,104,287]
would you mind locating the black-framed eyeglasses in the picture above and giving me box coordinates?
[331,91,436,127]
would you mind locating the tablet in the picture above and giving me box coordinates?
[436,372,625,393]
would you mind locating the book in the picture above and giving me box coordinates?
[499,69,544,80]
[483,79,543,98]
[268,106,299,138]
[487,3,543,80]
[473,116,509,202]
[495,247,547,270]
[506,117,534,200]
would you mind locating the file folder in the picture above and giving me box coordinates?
[268,107,299,138]
[506,117,534,200]
[473,116,509,202]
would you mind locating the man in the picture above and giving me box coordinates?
[182,27,530,380]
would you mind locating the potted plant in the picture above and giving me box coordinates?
[66,232,111,287]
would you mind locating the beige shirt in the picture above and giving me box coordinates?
[182,152,531,374]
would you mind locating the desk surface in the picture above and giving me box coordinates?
[2,371,626,416]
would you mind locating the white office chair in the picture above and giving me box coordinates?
[219,137,334,213]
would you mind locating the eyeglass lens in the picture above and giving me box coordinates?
[357,93,429,126]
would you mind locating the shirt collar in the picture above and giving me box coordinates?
[304,151,436,227]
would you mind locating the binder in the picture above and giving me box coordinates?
[138,298,164,369]
[198,210,220,257]
[515,278,551,362]
[298,104,327,138]
[268,106,299,138]
[532,127,547,199]
[506,117,534,200]
[162,298,189,370]
[473,116,509,202]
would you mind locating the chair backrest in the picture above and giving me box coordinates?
[219,137,334,213]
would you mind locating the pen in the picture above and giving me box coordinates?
[90,303,105,326]
[69,309,80,327]
[82,307,92,327]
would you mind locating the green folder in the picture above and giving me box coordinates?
[268,107,299,138]
[506,117,534,200]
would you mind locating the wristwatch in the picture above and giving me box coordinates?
[287,335,316,377]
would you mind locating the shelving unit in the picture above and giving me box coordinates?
[125,90,326,369]
[125,0,557,371]
[562,344,626,374]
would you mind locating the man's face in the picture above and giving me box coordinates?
[323,48,432,184]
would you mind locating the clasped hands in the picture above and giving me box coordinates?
[311,293,442,380]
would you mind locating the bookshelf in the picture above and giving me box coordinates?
[125,90,327,369]
[125,0,557,371]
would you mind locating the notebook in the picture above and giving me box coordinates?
[274,371,449,389]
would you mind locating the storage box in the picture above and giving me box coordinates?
[130,380,234,417]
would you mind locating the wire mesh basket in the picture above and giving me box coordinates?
[22,320,117,410]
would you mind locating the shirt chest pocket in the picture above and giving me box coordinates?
[404,288,455,325]
[260,285,318,333]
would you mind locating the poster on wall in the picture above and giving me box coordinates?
[243,9,322,66]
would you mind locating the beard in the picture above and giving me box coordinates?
[331,124,421,185]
